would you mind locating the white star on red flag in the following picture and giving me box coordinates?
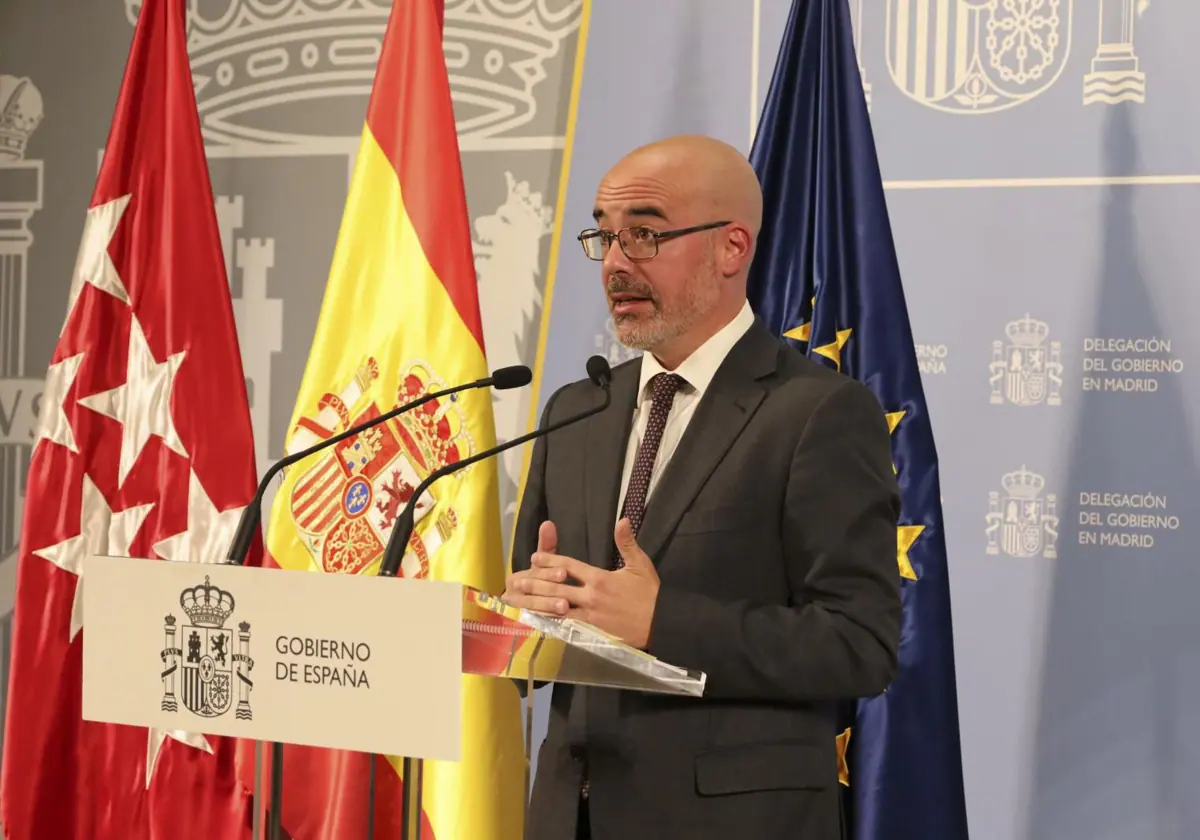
[78,313,189,486]
[36,352,85,452]
[30,473,153,642]
[144,728,213,790]
[153,468,246,565]
[60,194,132,333]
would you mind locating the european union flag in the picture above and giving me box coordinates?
[747,2,970,839]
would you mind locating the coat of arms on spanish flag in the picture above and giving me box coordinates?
[251,0,525,836]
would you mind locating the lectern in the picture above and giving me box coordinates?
[80,555,706,840]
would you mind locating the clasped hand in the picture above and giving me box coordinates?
[501,518,659,650]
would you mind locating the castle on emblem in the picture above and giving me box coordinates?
[986,466,1060,559]
[162,576,254,720]
[989,314,1063,407]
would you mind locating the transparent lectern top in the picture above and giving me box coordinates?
[460,585,706,697]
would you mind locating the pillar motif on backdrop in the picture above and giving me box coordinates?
[0,74,44,616]
[1083,0,1149,105]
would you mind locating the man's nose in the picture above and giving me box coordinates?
[602,234,635,274]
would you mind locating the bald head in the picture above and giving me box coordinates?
[604,134,764,242]
[590,134,762,368]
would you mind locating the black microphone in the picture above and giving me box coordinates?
[377,355,613,577]
[224,364,533,565]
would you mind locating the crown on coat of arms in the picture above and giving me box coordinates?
[1005,314,1050,347]
[394,363,471,469]
[123,0,582,146]
[0,75,43,162]
[1001,466,1045,500]
[180,576,236,628]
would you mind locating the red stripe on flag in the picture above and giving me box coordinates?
[364,0,484,352]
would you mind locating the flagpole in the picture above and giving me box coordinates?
[401,757,424,839]
[268,742,284,840]
[367,757,376,839]
[749,0,762,147]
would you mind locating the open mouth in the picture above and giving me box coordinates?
[609,291,654,315]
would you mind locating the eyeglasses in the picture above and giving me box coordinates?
[577,220,731,261]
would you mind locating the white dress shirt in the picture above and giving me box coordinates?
[616,300,756,521]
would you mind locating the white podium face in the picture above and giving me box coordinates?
[80,555,462,761]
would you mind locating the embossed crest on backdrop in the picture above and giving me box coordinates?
[986,465,1060,559]
[989,314,1063,408]
[868,0,1150,113]
[122,0,583,147]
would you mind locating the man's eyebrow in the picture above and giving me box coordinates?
[627,205,667,221]
[591,205,668,224]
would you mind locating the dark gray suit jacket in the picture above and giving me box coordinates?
[511,318,902,840]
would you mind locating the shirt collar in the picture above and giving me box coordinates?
[636,300,755,401]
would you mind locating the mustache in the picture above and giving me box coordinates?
[606,276,656,299]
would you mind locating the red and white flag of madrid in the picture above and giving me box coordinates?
[0,0,260,837]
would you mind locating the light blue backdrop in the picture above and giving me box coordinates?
[525,3,1200,839]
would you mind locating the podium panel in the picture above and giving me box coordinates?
[81,554,463,761]
[80,554,706,840]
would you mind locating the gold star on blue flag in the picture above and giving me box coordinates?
[747,2,969,839]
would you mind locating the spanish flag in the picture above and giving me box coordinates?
[252,0,525,836]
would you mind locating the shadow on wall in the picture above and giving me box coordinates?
[1025,105,1200,840]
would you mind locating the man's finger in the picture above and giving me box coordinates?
[507,566,567,588]
[537,520,558,554]
[531,552,603,584]
[508,575,575,600]
[500,591,569,615]
[614,518,652,569]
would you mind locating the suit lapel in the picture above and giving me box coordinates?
[635,321,781,563]
[584,358,640,568]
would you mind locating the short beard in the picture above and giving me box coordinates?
[610,252,721,353]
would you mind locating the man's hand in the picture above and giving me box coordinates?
[502,518,661,649]
[501,520,573,615]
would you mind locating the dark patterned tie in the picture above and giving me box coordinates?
[613,372,686,568]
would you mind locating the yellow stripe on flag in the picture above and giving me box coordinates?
[268,125,502,586]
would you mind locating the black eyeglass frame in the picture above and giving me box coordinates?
[576,220,732,261]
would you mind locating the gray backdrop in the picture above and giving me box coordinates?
[1,1,1195,839]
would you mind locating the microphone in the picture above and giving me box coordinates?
[224,364,533,565]
[377,356,613,577]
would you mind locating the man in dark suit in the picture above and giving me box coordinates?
[501,134,902,840]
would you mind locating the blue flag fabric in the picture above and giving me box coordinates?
[747,2,970,839]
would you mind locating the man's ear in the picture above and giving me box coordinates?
[721,223,755,277]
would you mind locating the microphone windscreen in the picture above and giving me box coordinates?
[491,365,533,390]
[585,355,612,388]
